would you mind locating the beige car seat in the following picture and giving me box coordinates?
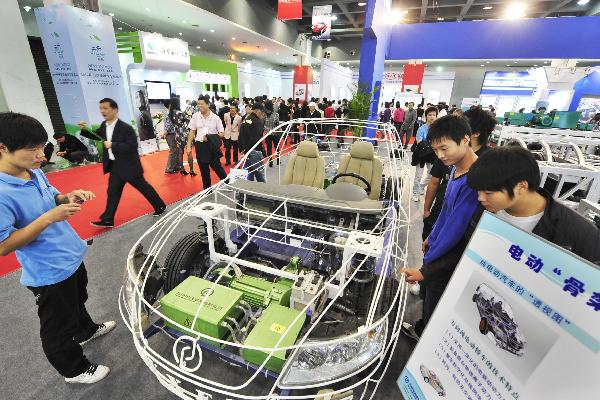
[282,141,325,188]
[336,141,382,200]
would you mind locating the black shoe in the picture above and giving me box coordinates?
[401,322,421,342]
[90,220,114,228]
[153,206,166,217]
[269,162,273,167]
[180,170,189,176]
[189,171,197,177]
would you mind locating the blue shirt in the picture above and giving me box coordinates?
[424,167,479,265]
[415,124,429,142]
[0,169,86,287]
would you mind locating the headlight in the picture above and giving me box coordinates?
[280,319,387,387]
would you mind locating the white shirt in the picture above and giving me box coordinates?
[105,119,117,160]
[438,109,447,117]
[188,111,224,142]
[495,209,544,233]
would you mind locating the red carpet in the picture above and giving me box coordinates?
[0,150,231,277]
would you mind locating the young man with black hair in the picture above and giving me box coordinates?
[467,146,600,264]
[0,112,115,384]
[53,132,89,165]
[80,98,166,227]
[422,106,494,239]
[401,115,480,341]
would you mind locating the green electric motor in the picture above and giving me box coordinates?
[159,276,243,347]
[242,304,306,372]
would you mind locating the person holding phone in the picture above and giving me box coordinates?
[0,112,115,384]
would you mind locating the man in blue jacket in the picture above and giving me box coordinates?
[0,113,115,384]
[401,115,479,341]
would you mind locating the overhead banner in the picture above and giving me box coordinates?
[185,71,231,85]
[398,213,600,399]
[278,0,302,20]
[402,64,425,93]
[138,32,190,71]
[311,5,332,40]
[35,4,133,155]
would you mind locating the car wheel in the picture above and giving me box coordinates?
[423,376,430,383]
[438,392,444,396]
[163,232,210,293]
[479,317,488,334]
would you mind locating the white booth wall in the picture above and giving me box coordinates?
[380,71,455,107]
[237,62,288,99]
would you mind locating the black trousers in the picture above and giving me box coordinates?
[414,278,448,336]
[223,138,239,165]
[100,166,165,222]
[65,150,89,164]
[27,264,98,378]
[265,134,281,165]
[195,142,228,190]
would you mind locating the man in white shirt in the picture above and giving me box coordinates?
[187,96,228,190]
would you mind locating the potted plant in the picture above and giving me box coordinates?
[347,82,379,138]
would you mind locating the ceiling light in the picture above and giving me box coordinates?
[358,2,366,6]
[544,61,549,64]
[577,0,590,5]
[401,10,409,15]
[505,3,526,19]
[483,6,493,10]
[386,9,405,24]
[108,12,115,17]
[264,48,268,51]
[480,64,485,67]
[178,32,183,36]
[196,46,201,49]
[118,27,123,30]
[232,37,236,40]
[506,64,511,67]
[332,15,338,21]
[486,61,490,64]
[210,29,215,33]
[182,20,187,24]
[23,6,32,12]
[437,17,444,21]
[145,7,150,11]
[202,39,207,42]
[276,52,279,55]
[436,66,443,72]
[533,64,538,66]
[514,61,518,63]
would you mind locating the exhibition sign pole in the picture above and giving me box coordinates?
[398,212,600,399]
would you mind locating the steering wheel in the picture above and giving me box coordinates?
[331,173,371,194]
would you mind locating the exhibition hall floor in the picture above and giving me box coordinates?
[0,157,424,400]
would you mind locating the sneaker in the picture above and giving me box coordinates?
[79,321,116,346]
[90,220,114,228]
[401,322,420,341]
[153,206,166,217]
[65,364,110,384]
[412,194,419,202]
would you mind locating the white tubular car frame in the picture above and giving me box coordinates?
[119,118,412,400]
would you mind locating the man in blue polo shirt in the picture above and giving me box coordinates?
[0,113,115,384]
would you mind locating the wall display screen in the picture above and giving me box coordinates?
[577,96,600,120]
[145,81,172,101]
[480,71,538,96]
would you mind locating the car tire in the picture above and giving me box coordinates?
[163,232,210,293]
[472,293,478,302]
[479,317,488,334]
[423,376,430,383]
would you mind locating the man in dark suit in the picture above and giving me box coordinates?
[80,98,165,228]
